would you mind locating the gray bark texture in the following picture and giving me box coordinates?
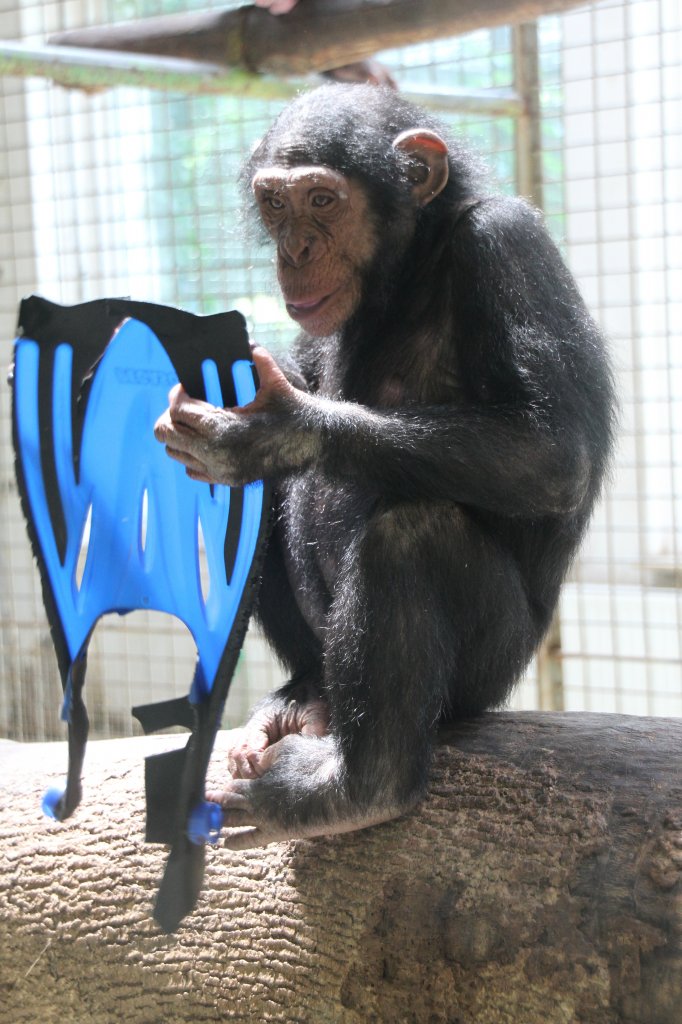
[1,712,681,1024]
[49,0,595,77]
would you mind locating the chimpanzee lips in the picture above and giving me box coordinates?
[285,293,332,319]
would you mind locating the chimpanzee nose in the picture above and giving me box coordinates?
[280,226,321,267]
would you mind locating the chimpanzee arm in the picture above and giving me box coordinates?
[154,200,609,518]
[154,374,582,515]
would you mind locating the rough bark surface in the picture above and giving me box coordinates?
[1,712,681,1024]
[49,0,595,77]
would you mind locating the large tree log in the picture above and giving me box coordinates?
[1,712,681,1023]
[48,0,596,77]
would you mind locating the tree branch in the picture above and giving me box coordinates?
[47,0,595,77]
[1,712,681,1022]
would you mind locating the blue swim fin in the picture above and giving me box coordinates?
[12,296,271,932]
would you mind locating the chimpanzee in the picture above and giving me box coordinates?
[154,85,615,847]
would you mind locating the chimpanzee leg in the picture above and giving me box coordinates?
[222,507,329,780]
[216,502,537,847]
[325,502,538,811]
[254,507,325,680]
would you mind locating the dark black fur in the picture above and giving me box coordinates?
[242,85,615,830]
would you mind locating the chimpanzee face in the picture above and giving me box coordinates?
[251,165,378,337]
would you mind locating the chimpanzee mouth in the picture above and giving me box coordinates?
[285,292,335,320]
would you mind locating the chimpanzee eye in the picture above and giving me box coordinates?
[261,194,284,212]
[311,193,335,209]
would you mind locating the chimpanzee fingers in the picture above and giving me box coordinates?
[205,783,275,843]
[167,383,215,427]
[221,807,259,829]
[155,404,247,484]
[162,446,216,484]
[249,345,282,382]
[166,385,245,444]
[222,828,261,850]
[222,827,285,850]
[207,779,279,839]
[206,783,250,813]
[207,777,253,802]
[223,734,283,782]
[229,736,289,778]
[227,749,261,780]
[163,445,206,471]
[164,449,216,484]
[249,739,287,775]
[157,386,218,435]
[227,747,249,778]
[185,467,215,484]
[297,699,331,738]
[153,406,174,442]
[153,408,206,454]
[226,725,271,778]
[238,346,298,414]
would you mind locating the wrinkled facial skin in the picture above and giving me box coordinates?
[252,165,378,337]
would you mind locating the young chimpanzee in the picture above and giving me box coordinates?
[154,85,615,847]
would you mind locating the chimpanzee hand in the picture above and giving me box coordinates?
[153,346,320,485]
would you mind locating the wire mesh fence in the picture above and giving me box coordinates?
[0,0,680,741]
[550,0,682,714]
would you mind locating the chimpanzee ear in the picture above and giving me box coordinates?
[392,129,450,206]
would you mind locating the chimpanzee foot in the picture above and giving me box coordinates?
[207,777,403,848]
[206,733,408,848]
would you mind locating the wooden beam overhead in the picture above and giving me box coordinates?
[44,0,592,77]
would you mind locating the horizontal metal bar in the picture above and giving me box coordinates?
[0,40,522,116]
[0,41,301,99]
[559,652,681,666]
[401,83,523,117]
